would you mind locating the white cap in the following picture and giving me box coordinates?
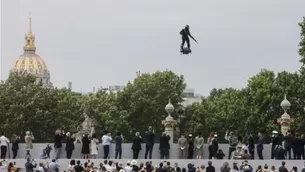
[131,160,137,165]
[272,130,278,134]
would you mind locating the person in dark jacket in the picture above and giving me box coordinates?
[54,129,65,160]
[257,132,264,160]
[11,134,20,159]
[278,161,289,172]
[131,132,143,159]
[247,132,255,159]
[294,134,305,159]
[274,145,285,160]
[115,132,123,159]
[159,132,171,159]
[206,161,215,172]
[188,134,194,159]
[211,134,219,159]
[144,126,155,159]
[64,132,75,159]
[24,158,37,172]
[283,130,294,159]
[271,130,281,159]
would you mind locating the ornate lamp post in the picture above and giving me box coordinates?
[277,94,294,136]
[162,99,177,144]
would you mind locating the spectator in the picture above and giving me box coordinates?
[230,162,239,172]
[74,160,84,172]
[220,162,230,172]
[206,161,215,172]
[271,166,277,172]
[65,132,75,159]
[68,159,76,172]
[0,132,10,159]
[215,149,225,159]
[54,130,65,160]
[124,161,132,172]
[290,167,297,172]
[40,149,48,159]
[131,132,143,159]
[24,158,37,172]
[37,162,47,172]
[81,133,90,159]
[90,133,99,159]
[279,161,288,172]
[102,131,112,159]
[11,134,20,159]
[49,159,60,172]
[115,132,123,159]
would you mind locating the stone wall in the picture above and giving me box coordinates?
[5,143,276,159]
[4,159,305,172]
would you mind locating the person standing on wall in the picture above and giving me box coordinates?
[0,132,10,159]
[247,132,255,159]
[257,132,264,160]
[159,132,171,159]
[102,131,112,159]
[11,134,20,159]
[115,132,123,159]
[54,130,65,160]
[131,132,143,159]
[144,126,155,159]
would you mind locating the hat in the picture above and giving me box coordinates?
[126,160,130,164]
[189,134,192,137]
[214,134,218,137]
[272,130,278,134]
[131,160,137,165]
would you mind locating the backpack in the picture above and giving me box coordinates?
[230,136,238,147]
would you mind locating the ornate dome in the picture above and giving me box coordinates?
[12,53,49,75]
[10,17,52,87]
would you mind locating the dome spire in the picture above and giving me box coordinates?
[28,13,32,33]
[24,14,36,53]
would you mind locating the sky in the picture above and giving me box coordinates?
[1,0,305,96]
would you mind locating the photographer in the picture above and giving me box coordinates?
[271,130,282,159]
[24,158,37,172]
[11,134,20,159]
[25,131,34,159]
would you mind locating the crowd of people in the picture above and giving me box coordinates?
[0,127,305,161]
[1,159,305,172]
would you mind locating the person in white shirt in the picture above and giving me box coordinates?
[105,161,116,172]
[102,131,112,159]
[0,132,10,159]
[124,161,132,172]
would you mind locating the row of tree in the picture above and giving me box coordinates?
[0,17,304,143]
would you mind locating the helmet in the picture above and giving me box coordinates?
[185,25,190,29]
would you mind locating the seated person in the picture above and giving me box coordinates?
[40,149,48,159]
[241,149,252,159]
[231,145,244,159]
[215,149,225,159]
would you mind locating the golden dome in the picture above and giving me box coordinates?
[11,17,49,75]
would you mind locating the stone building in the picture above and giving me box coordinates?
[10,17,53,88]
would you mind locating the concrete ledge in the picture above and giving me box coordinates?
[3,159,305,171]
[5,143,275,159]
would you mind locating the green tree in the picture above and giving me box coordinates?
[117,70,186,138]
[0,72,59,141]
[80,91,130,138]
[299,17,305,65]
